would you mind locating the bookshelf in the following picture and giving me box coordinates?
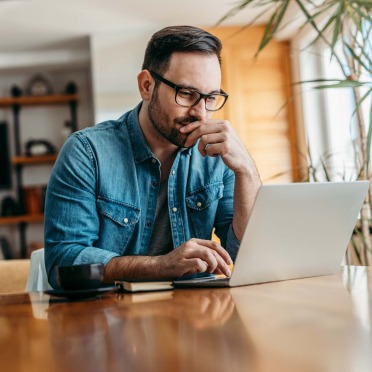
[0,94,78,257]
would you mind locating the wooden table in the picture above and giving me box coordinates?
[0,266,371,372]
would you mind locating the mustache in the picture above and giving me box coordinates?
[175,116,199,125]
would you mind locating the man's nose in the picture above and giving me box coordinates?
[188,98,208,120]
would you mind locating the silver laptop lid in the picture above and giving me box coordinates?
[230,181,370,286]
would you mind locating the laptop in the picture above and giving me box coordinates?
[173,181,370,288]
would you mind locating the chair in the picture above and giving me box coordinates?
[25,248,53,292]
[0,259,30,294]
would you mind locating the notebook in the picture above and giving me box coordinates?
[114,279,173,292]
[173,181,370,288]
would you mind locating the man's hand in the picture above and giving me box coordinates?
[181,118,261,241]
[180,119,250,175]
[158,238,232,278]
[104,238,232,283]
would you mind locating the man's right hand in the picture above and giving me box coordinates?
[157,238,232,278]
[104,238,232,283]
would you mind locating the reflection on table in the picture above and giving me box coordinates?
[0,266,371,372]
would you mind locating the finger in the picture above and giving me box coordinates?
[185,245,230,276]
[199,248,219,273]
[212,268,224,275]
[192,239,233,265]
[179,120,203,133]
[210,249,232,277]
[186,258,209,274]
[197,133,226,157]
[198,141,207,157]
[172,256,208,278]
[183,123,224,147]
[183,246,221,274]
[180,119,226,133]
[203,143,224,158]
[180,119,225,134]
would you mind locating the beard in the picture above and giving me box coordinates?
[148,88,198,148]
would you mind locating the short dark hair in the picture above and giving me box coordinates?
[142,25,222,74]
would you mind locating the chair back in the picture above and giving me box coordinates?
[0,259,30,294]
[25,248,53,292]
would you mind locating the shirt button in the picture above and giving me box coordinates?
[196,202,202,207]
[147,221,152,227]
[152,181,158,187]
[152,158,157,164]
[172,207,178,212]
[171,170,175,175]
[123,218,129,223]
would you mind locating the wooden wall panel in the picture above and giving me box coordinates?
[207,26,300,183]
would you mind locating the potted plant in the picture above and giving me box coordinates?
[219,0,372,264]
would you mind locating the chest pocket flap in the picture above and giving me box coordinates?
[97,197,140,226]
[186,182,224,211]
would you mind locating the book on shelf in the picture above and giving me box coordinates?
[114,279,174,292]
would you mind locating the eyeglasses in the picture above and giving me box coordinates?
[150,70,228,112]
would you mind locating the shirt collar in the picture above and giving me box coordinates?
[125,103,155,163]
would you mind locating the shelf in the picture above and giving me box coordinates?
[0,94,78,107]
[11,154,58,165]
[0,214,44,225]
[0,89,78,258]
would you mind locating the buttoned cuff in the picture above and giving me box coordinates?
[49,248,120,289]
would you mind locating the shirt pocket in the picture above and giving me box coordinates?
[96,197,140,254]
[186,182,224,239]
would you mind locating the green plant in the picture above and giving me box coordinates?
[219,0,372,264]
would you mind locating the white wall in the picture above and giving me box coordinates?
[90,27,159,123]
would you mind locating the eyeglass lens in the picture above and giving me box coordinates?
[176,89,226,111]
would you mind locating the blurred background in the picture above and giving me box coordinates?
[0,0,368,259]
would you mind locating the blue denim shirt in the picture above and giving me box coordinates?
[44,103,240,287]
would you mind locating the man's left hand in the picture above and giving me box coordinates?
[180,119,249,175]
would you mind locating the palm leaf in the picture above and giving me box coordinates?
[314,81,367,89]
[357,1,372,7]
[258,0,290,53]
[293,78,369,89]
[347,4,363,31]
[350,235,363,264]
[330,1,345,55]
[293,0,331,42]
[217,0,372,262]
[318,156,332,181]
[217,0,257,25]
[225,6,278,41]
[350,90,372,173]
[293,0,349,71]
[346,39,372,72]
[306,142,319,182]
[354,226,372,254]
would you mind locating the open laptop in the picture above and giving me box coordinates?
[173,181,370,288]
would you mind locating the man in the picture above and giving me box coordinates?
[44,26,261,288]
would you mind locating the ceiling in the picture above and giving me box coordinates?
[0,0,274,52]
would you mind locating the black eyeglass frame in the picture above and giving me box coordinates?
[149,70,228,112]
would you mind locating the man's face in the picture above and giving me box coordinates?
[148,52,222,148]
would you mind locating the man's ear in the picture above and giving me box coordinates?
[137,70,155,101]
